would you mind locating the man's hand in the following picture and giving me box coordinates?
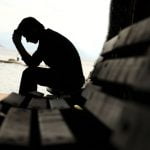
[12,29,32,66]
[12,29,22,46]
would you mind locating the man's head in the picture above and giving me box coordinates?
[17,17,44,43]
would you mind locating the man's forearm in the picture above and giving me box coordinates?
[12,30,40,67]
[12,30,32,66]
[14,42,32,66]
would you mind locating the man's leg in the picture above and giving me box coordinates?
[19,67,53,95]
[19,67,37,95]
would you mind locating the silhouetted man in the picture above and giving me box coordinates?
[12,17,85,96]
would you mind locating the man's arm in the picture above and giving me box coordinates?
[12,30,41,67]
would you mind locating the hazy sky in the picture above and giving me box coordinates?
[0,0,110,61]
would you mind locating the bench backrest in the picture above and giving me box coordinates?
[81,17,150,150]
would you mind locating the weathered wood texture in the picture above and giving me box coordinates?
[0,92,71,110]
[91,18,150,95]
[82,83,125,130]
[49,98,70,110]
[1,92,25,107]
[112,103,150,150]
[103,17,150,55]
[82,17,150,150]
[28,98,47,109]
[0,108,30,146]
[0,107,75,148]
[38,109,75,146]
[0,105,112,149]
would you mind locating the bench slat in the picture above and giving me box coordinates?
[102,17,150,56]
[102,35,118,54]
[112,103,150,150]
[97,96,125,130]
[83,83,125,130]
[28,98,47,109]
[38,109,75,146]
[92,56,149,92]
[82,83,101,100]
[126,18,150,46]
[0,107,31,146]
[49,98,70,110]
[114,26,132,49]
[2,92,25,107]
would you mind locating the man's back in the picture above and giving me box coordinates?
[38,29,85,91]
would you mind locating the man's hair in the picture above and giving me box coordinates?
[17,17,44,34]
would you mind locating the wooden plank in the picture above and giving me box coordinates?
[102,17,150,57]
[28,98,47,109]
[117,58,136,83]
[91,60,113,81]
[91,56,103,72]
[0,108,31,146]
[29,91,44,98]
[92,55,150,91]
[105,59,124,81]
[102,35,118,54]
[126,17,150,45]
[84,84,125,130]
[114,26,132,49]
[91,60,103,80]
[130,54,150,92]
[112,103,150,150]
[85,89,107,118]
[38,109,75,146]
[49,98,70,109]
[95,59,125,82]
[81,83,101,100]
[81,84,93,100]
[97,96,125,130]
[1,92,25,107]
[113,59,131,82]
[102,26,131,56]
[99,60,114,79]
[126,57,146,84]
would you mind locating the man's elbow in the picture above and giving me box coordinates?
[27,62,39,67]
[23,59,40,67]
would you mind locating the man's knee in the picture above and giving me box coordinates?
[22,67,37,77]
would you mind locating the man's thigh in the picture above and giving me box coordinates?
[25,67,56,86]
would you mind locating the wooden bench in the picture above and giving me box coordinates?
[0,17,150,149]
[0,93,112,149]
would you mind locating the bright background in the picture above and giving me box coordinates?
[0,0,111,61]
